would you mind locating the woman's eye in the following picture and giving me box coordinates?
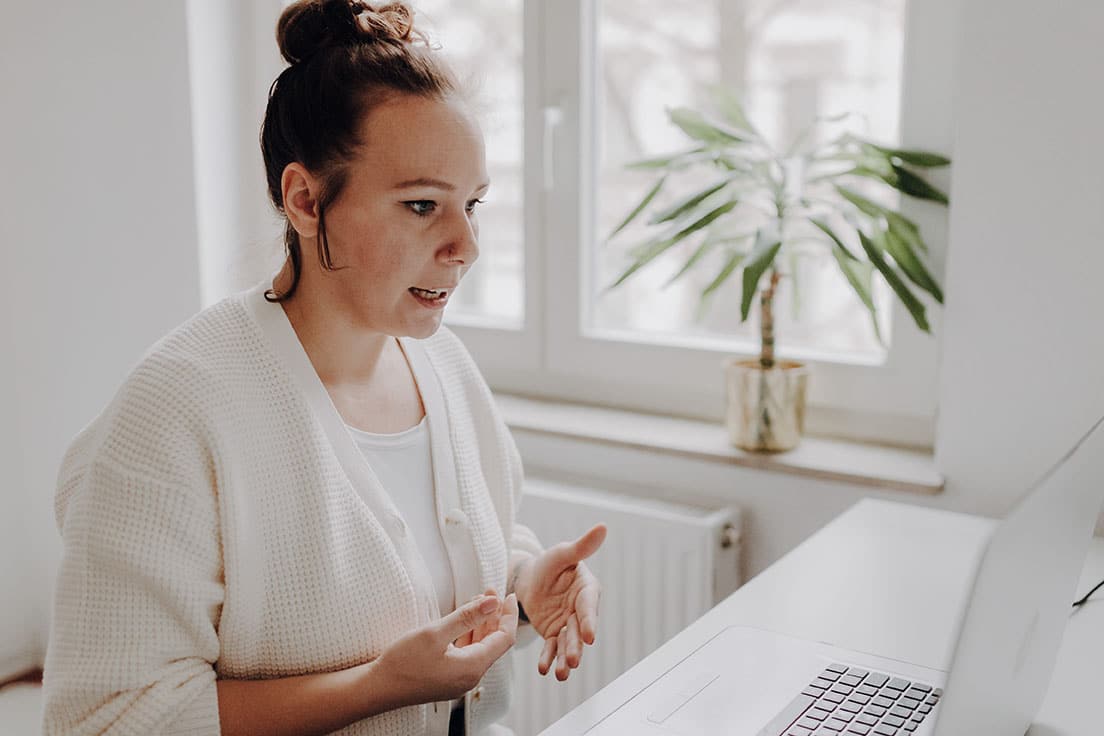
[466,198,485,214]
[405,200,436,216]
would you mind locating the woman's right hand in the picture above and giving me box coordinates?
[372,592,519,707]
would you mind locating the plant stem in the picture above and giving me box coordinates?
[760,268,781,369]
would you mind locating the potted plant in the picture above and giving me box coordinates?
[603,89,950,452]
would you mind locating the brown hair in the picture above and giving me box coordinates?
[260,0,457,302]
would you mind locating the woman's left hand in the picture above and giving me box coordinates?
[514,524,607,681]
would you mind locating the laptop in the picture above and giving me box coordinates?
[581,412,1104,736]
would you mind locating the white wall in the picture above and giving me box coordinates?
[186,0,286,307]
[0,1,201,665]
[934,1,1104,517]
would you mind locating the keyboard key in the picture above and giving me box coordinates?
[873,724,898,736]
[902,723,918,733]
[814,678,837,689]
[865,673,890,688]
[823,692,846,705]
[846,724,872,735]
[848,669,871,680]
[848,693,871,705]
[932,688,943,698]
[825,717,850,731]
[813,701,836,715]
[886,678,910,692]
[806,709,829,722]
[900,696,922,710]
[883,715,906,728]
[863,705,887,718]
[910,683,932,694]
[872,696,895,709]
[797,717,822,730]
[889,706,912,719]
[804,687,827,698]
[918,705,932,715]
[857,684,879,697]
[840,674,864,687]
[839,701,863,715]
[904,688,927,701]
[827,664,849,675]
[831,684,855,696]
[924,694,939,706]
[856,713,879,726]
[879,688,900,700]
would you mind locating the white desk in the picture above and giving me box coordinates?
[540,498,1104,736]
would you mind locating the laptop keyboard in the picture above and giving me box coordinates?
[759,663,942,736]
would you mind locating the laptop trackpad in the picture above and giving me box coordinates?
[588,625,831,735]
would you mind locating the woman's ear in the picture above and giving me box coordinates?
[281,162,320,240]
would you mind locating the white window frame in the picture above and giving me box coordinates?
[449,0,956,448]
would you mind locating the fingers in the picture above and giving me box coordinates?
[455,593,518,666]
[555,623,569,680]
[574,579,601,645]
[471,588,500,645]
[564,613,583,669]
[573,524,608,563]
[439,593,501,644]
[538,633,556,676]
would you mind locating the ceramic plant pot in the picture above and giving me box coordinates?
[724,358,809,452]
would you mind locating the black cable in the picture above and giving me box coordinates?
[1072,577,1104,608]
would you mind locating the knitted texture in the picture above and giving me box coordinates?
[43,289,539,735]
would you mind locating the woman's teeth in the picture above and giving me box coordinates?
[410,287,447,300]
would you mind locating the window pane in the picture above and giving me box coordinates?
[417,1,524,325]
[593,0,906,363]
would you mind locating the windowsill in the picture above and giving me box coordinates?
[495,393,944,496]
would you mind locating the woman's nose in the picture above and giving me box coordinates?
[443,211,480,266]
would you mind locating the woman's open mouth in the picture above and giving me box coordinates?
[409,286,449,309]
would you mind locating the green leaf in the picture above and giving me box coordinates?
[881,228,944,303]
[603,200,739,292]
[858,139,950,167]
[834,185,886,220]
[669,107,746,145]
[700,247,746,299]
[648,180,730,225]
[830,243,883,345]
[885,210,928,254]
[706,85,759,138]
[625,147,707,170]
[607,176,666,240]
[858,230,930,332]
[664,231,753,289]
[833,185,931,255]
[845,164,949,206]
[808,218,861,261]
[891,164,949,204]
[740,232,783,321]
[664,239,718,289]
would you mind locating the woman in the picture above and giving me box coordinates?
[41,2,605,734]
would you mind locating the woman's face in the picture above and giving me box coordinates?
[311,93,488,339]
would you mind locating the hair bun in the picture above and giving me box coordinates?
[277,1,418,66]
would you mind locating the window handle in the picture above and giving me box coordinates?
[542,104,564,192]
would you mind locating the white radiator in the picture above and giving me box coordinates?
[504,477,742,736]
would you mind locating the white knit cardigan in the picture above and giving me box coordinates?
[42,283,544,735]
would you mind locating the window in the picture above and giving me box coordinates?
[417,1,526,326]
[447,1,953,447]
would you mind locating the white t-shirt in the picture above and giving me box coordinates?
[348,416,456,618]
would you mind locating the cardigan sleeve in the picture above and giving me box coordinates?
[42,458,224,735]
